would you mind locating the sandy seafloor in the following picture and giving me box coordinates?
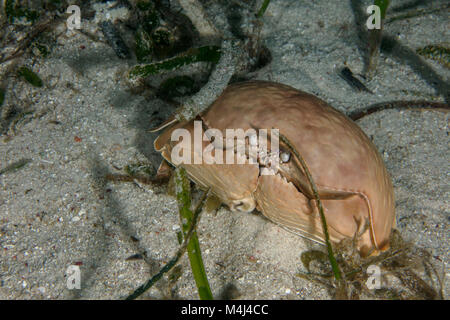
[0,0,448,299]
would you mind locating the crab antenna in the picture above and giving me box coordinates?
[148,116,179,133]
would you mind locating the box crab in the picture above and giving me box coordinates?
[154,81,395,256]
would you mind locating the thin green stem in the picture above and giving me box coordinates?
[366,0,390,78]
[175,167,213,300]
[256,0,271,18]
[375,0,390,20]
[278,133,343,282]
[128,46,220,78]
[125,186,209,300]
[385,4,449,24]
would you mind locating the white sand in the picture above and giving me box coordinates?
[0,0,448,299]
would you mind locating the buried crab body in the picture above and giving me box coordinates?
[154,81,396,257]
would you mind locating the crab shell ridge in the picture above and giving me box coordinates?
[154,81,395,256]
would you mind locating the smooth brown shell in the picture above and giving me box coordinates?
[155,81,396,256]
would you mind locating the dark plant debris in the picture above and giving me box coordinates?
[385,4,450,24]
[416,45,450,69]
[0,158,32,176]
[340,67,373,93]
[0,88,5,108]
[157,75,197,98]
[5,0,40,24]
[125,253,144,261]
[99,21,131,59]
[17,67,43,87]
[348,100,449,121]
[297,230,444,300]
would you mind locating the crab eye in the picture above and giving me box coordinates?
[280,151,291,163]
